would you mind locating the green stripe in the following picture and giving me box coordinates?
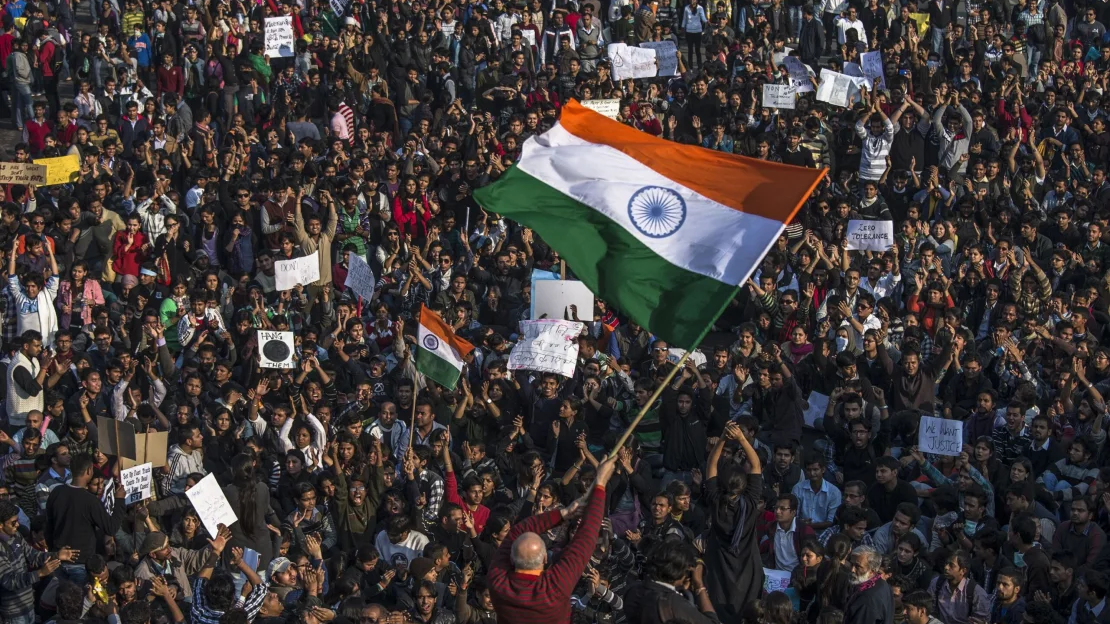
[474,167,737,349]
[416,348,462,390]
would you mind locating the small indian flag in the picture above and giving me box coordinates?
[474,100,826,347]
[415,305,474,390]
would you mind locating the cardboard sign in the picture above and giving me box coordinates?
[258,330,296,369]
[0,162,47,185]
[762,84,796,109]
[782,57,814,93]
[508,320,584,377]
[639,40,678,76]
[860,51,886,90]
[35,154,80,186]
[532,279,595,321]
[846,219,895,251]
[581,98,621,119]
[343,254,376,302]
[98,416,170,469]
[185,474,238,536]
[264,16,295,58]
[120,462,152,505]
[97,417,169,469]
[608,43,657,80]
[275,250,320,290]
[918,415,963,457]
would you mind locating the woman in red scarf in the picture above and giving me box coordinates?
[392,175,431,239]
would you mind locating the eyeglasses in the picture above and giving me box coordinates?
[781,299,796,305]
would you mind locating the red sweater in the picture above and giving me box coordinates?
[445,471,490,535]
[489,486,605,623]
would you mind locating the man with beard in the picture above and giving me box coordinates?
[845,545,895,624]
[927,550,990,624]
[366,401,410,461]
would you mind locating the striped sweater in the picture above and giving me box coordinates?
[489,486,606,623]
[0,531,52,619]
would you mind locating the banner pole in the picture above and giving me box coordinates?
[609,349,692,455]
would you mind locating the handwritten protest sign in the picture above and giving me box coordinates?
[860,51,886,90]
[35,154,80,186]
[762,84,796,109]
[343,254,376,302]
[275,250,320,290]
[258,330,296,369]
[608,43,657,80]
[803,392,830,428]
[843,62,873,89]
[508,320,584,378]
[817,69,855,107]
[0,162,46,185]
[264,16,295,58]
[764,568,792,594]
[846,220,895,251]
[121,463,152,505]
[919,415,963,457]
[533,280,595,321]
[782,57,814,92]
[581,98,621,119]
[640,40,678,76]
[185,474,238,536]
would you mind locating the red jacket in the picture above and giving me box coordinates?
[391,195,431,238]
[489,486,605,623]
[445,470,490,535]
[112,231,147,277]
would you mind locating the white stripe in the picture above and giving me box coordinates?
[517,125,786,285]
[417,322,464,371]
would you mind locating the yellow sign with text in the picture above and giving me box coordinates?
[34,154,81,186]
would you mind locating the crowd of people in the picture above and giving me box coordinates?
[6,0,1110,623]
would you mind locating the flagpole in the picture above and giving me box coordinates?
[607,284,743,457]
[408,397,417,451]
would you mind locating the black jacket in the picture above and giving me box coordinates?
[623,580,720,624]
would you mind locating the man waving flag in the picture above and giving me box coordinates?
[474,99,827,348]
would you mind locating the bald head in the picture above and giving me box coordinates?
[362,604,388,622]
[511,531,547,572]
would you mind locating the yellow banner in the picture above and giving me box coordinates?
[909,13,930,36]
[34,154,81,186]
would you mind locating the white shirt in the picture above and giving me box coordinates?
[774,518,800,572]
[836,17,868,45]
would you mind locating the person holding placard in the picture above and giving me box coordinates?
[45,453,126,582]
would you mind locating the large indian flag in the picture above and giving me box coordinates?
[415,305,474,390]
[474,100,827,348]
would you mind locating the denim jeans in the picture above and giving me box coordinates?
[60,562,87,585]
[930,26,947,56]
[11,81,31,129]
[788,6,804,41]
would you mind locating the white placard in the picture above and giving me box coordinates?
[521,30,536,47]
[258,330,296,369]
[532,279,595,321]
[842,62,873,89]
[329,0,347,17]
[608,43,657,81]
[860,51,886,90]
[918,415,963,457]
[782,57,814,93]
[667,347,706,368]
[102,477,115,513]
[581,98,621,119]
[275,250,321,290]
[185,474,239,537]
[817,69,854,107]
[121,462,152,505]
[264,16,295,58]
[344,254,377,302]
[507,319,584,378]
[639,40,678,76]
[803,392,830,428]
[762,84,796,109]
[846,219,895,251]
[764,568,792,593]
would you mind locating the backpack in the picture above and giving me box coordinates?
[205,59,224,90]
